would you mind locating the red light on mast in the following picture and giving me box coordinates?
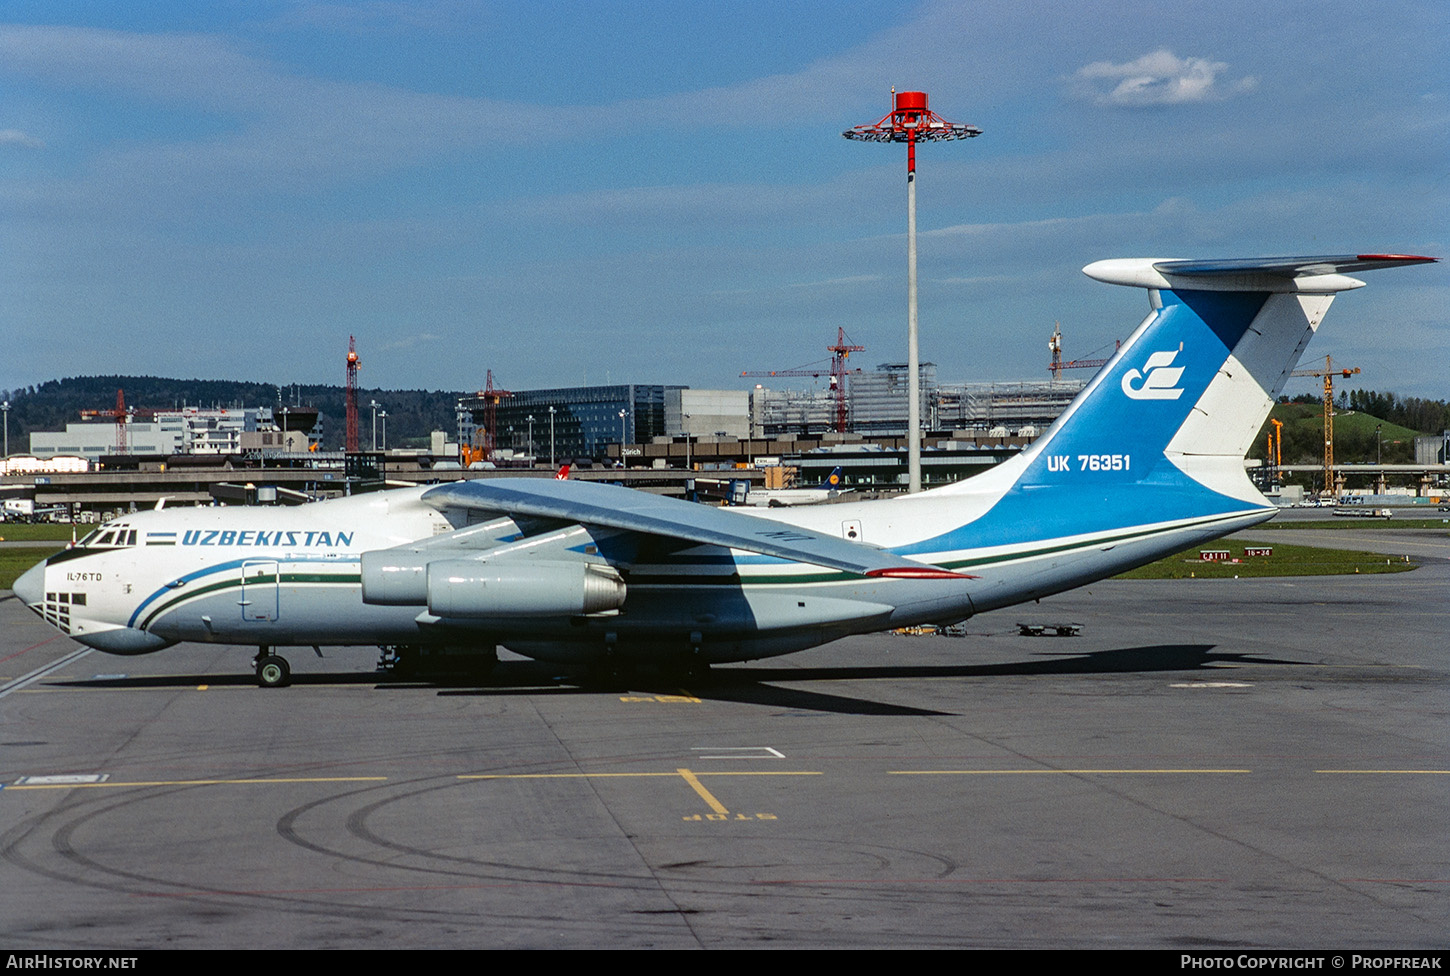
[844,90,980,494]
[843,90,981,173]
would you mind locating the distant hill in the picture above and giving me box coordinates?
[1249,389,1449,492]
[1252,402,1424,467]
[0,375,463,451]
[1342,389,1450,435]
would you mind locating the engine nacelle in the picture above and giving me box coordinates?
[360,550,431,605]
[426,560,626,618]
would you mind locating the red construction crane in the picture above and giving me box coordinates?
[462,370,514,467]
[1048,322,1118,379]
[742,327,864,432]
[345,336,361,453]
[79,388,158,455]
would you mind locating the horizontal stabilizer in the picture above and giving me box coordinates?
[1154,254,1437,276]
[1085,254,1436,292]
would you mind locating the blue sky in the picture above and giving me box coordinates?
[2,0,1446,400]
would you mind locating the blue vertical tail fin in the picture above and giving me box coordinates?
[1013,255,1434,508]
[931,254,1434,542]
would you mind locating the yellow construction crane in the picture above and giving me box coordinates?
[1264,417,1283,488]
[1289,355,1360,497]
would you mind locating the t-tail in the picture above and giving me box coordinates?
[927,254,1435,559]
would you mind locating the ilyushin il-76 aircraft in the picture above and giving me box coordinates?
[14,254,1434,686]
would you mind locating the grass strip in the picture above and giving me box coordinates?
[0,547,64,590]
[1116,539,1417,579]
[1253,517,1450,531]
[0,523,82,542]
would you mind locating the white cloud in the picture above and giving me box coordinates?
[1072,49,1257,107]
[0,128,44,149]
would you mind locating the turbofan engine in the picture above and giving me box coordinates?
[426,560,626,617]
[361,552,625,618]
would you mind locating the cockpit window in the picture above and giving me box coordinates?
[78,528,137,549]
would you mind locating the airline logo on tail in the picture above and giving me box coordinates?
[1121,343,1186,401]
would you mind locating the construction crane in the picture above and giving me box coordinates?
[1290,354,1360,497]
[742,327,864,432]
[1262,417,1284,489]
[462,370,513,467]
[79,389,157,455]
[1048,322,1118,379]
[345,336,361,454]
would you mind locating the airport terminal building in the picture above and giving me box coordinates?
[29,406,301,461]
[459,385,680,464]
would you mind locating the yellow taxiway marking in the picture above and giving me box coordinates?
[618,692,702,703]
[458,769,819,820]
[677,768,728,814]
[458,771,818,780]
[462,772,684,780]
[197,685,208,691]
[6,777,388,790]
[890,769,1253,775]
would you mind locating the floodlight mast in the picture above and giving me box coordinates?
[845,91,981,493]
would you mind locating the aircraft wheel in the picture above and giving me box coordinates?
[381,645,417,679]
[256,655,291,688]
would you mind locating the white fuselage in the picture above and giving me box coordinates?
[25,250,1419,670]
[17,467,1270,666]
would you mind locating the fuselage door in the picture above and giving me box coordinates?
[240,560,280,622]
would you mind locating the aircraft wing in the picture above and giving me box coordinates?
[420,478,966,579]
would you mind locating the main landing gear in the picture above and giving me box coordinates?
[376,644,498,681]
[253,647,291,688]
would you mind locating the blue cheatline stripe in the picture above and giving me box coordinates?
[127,554,360,627]
[136,569,362,630]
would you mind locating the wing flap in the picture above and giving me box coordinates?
[421,479,968,578]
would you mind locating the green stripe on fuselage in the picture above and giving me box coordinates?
[138,572,361,630]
